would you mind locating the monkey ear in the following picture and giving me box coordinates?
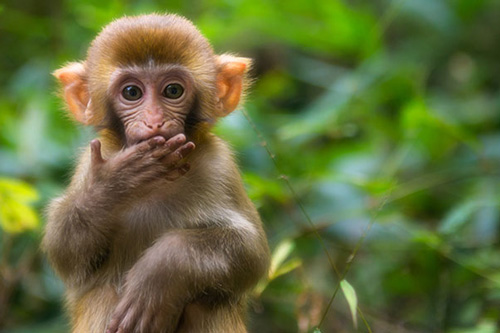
[215,54,251,117]
[53,62,90,124]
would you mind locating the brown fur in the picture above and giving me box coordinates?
[43,14,269,333]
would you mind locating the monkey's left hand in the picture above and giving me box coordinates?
[106,274,184,333]
[106,236,187,333]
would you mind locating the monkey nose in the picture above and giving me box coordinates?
[143,120,166,129]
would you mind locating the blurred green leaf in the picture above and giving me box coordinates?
[254,238,301,296]
[439,200,499,235]
[243,172,287,203]
[269,239,296,279]
[340,279,358,329]
[412,229,442,248]
[274,258,302,279]
[0,178,38,202]
[448,319,496,333]
[401,98,478,151]
[0,177,39,233]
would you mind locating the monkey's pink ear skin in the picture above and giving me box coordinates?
[53,62,90,124]
[90,139,104,165]
[215,55,251,117]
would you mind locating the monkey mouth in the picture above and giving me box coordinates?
[134,129,183,146]
[135,135,166,145]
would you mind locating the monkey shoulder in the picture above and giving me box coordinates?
[190,135,238,172]
[183,135,262,229]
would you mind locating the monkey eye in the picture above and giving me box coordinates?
[122,85,143,101]
[163,84,184,99]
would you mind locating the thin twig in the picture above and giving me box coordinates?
[318,192,391,329]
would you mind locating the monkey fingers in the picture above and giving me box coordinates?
[105,137,164,171]
[90,139,105,165]
[106,295,181,333]
[115,136,169,169]
[160,142,195,166]
[153,141,194,181]
[106,297,138,333]
[106,301,136,333]
[166,133,187,148]
[134,135,167,155]
[149,134,186,159]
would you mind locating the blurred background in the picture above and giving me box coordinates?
[1,0,500,332]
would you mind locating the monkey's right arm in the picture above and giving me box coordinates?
[42,134,194,285]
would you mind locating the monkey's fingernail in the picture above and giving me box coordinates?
[90,139,105,164]
[90,139,100,151]
[150,136,165,146]
[166,134,184,147]
[178,143,195,157]
[182,142,195,154]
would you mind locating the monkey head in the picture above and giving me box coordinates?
[54,14,250,146]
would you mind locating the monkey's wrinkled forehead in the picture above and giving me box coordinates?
[87,14,215,75]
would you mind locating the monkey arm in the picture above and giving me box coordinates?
[143,224,269,297]
[42,180,120,286]
[106,217,269,333]
[43,135,195,287]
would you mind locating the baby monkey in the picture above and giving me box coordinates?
[43,14,269,333]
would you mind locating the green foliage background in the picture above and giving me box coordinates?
[1,0,500,332]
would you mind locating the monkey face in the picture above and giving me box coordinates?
[53,14,250,146]
[108,65,196,146]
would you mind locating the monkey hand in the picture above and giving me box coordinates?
[89,133,195,196]
[106,288,183,333]
[105,264,185,333]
